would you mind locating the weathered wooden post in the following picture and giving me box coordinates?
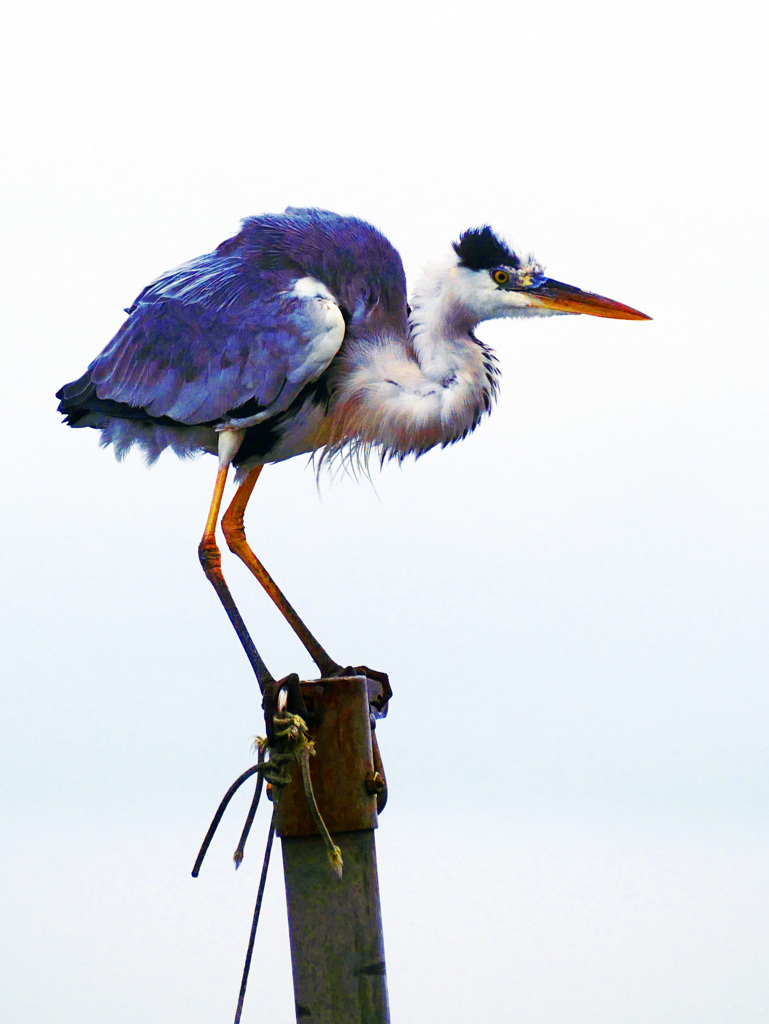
[275,673,391,1024]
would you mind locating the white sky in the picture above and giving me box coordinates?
[2,0,768,1020]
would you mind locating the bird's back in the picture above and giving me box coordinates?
[229,208,408,331]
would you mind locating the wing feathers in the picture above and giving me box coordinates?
[86,266,345,426]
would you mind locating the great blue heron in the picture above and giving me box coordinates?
[57,207,649,685]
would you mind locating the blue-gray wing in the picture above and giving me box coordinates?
[87,255,345,424]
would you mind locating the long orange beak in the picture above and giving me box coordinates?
[528,278,651,320]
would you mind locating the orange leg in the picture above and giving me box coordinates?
[221,465,341,678]
[198,459,273,690]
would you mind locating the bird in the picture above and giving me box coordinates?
[57,207,650,687]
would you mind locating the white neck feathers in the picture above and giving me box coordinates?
[324,253,500,463]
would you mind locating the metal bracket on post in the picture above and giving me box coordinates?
[276,673,391,1024]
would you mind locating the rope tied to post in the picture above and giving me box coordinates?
[192,709,342,880]
[269,711,344,879]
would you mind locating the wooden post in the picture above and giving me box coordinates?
[275,675,390,1024]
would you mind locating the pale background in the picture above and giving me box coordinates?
[2,0,768,1020]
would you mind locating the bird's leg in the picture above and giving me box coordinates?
[198,431,273,691]
[221,465,342,678]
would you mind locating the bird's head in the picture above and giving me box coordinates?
[451,226,650,324]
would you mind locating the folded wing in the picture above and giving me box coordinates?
[60,252,346,428]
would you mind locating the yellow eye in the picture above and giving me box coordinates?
[492,269,509,285]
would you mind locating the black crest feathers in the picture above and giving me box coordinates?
[453,227,520,271]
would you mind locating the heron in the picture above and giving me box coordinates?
[57,207,649,687]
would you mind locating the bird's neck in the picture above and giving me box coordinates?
[408,255,484,380]
[323,254,499,465]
